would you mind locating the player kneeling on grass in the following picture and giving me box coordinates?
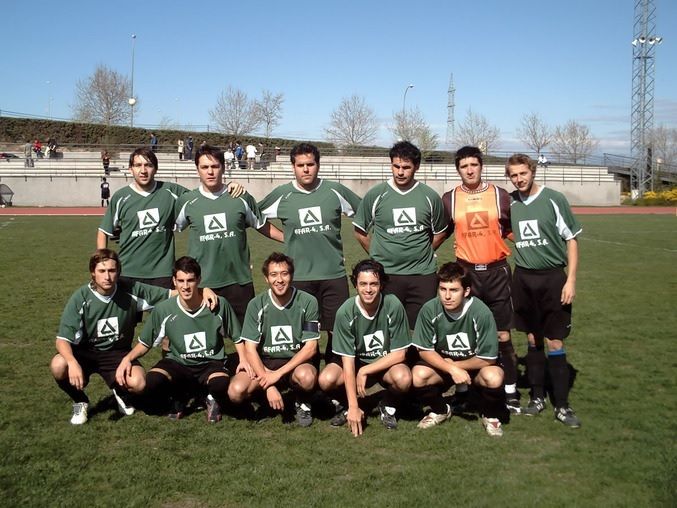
[227,252,320,427]
[319,259,412,436]
[412,262,506,437]
[116,256,241,423]
[51,249,173,425]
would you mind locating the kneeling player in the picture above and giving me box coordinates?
[319,260,411,436]
[412,262,505,436]
[51,249,172,425]
[116,256,242,423]
[228,253,320,427]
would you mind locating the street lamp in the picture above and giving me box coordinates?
[402,84,414,115]
[46,80,53,120]
[129,34,137,127]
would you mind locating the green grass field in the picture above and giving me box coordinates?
[0,215,675,507]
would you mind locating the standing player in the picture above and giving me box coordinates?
[175,145,282,324]
[353,141,447,328]
[228,253,320,427]
[412,262,505,437]
[116,257,242,423]
[441,145,520,413]
[50,249,170,424]
[259,142,361,363]
[506,154,582,428]
[319,260,412,436]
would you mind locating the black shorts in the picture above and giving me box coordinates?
[213,282,255,325]
[511,267,572,339]
[121,275,174,290]
[457,259,513,331]
[72,348,140,388]
[261,357,316,389]
[385,273,438,329]
[151,358,229,385]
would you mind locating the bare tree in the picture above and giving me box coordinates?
[517,112,552,154]
[454,108,500,153]
[72,65,132,125]
[552,120,599,163]
[391,107,439,157]
[324,95,378,146]
[210,86,261,136]
[255,90,284,139]
[648,125,677,167]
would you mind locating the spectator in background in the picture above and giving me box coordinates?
[235,142,244,168]
[246,143,257,171]
[186,136,194,160]
[150,133,158,153]
[177,139,184,161]
[101,150,111,175]
[24,140,34,167]
[224,148,235,171]
[537,154,549,168]
[33,139,43,158]
[100,177,110,207]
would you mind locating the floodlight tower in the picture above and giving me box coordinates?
[630,0,662,197]
[446,73,456,145]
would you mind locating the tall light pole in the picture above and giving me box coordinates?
[402,84,414,115]
[129,34,137,128]
[46,80,53,120]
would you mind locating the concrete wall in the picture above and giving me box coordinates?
[0,172,620,207]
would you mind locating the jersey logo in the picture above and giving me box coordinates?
[393,207,416,226]
[271,325,293,345]
[446,332,470,351]
[136,208,160,229]
[96,317,119,339]
[364,330,385,352]
[467,211,489,230]
[184,331,207,352]
[203,213,228,233]
[298,206,322,226]
[519,220,540,240]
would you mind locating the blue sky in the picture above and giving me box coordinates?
[2,0,676,155]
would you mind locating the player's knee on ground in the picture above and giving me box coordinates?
[318,363,343,391]
[227,372,253,403]
[385,364,412,393]
[291,364,317,392]
[476,365,504,389]
[50,354,68,380]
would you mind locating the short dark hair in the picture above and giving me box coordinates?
[89,248,120,273]
[262,252,295,277]
[350,259,388,288]
[290,143,320,165]
[505,153,537,176]
[173,256,201,278]
[128,147,158,169]
[454,146,483,170]
[194,144,225,167]
[389,141,421,167]
[437,262,471,289]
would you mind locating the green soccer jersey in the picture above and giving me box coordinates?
[332,294,410,364]
[259,179,361,281]
[412,296,498,361]
[138,296,241,366]
[57,280,170,351]
[98,181,187,278]
[240,288,320,360]
[175,187,265,288]
[510,186,582,270]
[353,180,447,276]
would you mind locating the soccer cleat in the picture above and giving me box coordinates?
[554,406,581,428]
[506,397,522,415]
[206,395,222,423]
[481,416,504,437]
[378,400,398,430]
[70,402,89,425]
[523,397,546,416]
[112,389,135,416]
[294,401,313,428]
[417,404,452,429]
